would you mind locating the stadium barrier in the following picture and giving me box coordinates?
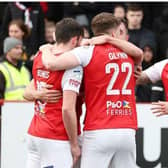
[1,102,168,168]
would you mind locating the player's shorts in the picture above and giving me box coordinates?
[81,129,136,168]
[26,134,73,168]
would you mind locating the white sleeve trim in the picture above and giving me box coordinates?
[61,66,83,94]
[70,45,95,67]
[144,59,168,83]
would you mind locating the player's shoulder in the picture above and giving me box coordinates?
[154,59,168,68]
[73,45,95,52]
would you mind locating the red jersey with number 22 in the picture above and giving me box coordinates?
[82,44,137,130]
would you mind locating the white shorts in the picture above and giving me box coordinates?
[26,134,73,168]
[81,129,136,168]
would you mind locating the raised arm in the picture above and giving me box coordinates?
[89,35,143,65]
[39,44,80,71]
[43,51,80,71]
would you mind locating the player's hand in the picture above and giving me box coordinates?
[151,101,168,117]
[71,144,81,168]
[134,65,142,79]
[35,84,62,103]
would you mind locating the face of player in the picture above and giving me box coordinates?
[126,10,143,28]
[9,24,24,40]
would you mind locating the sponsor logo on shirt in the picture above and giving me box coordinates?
[69,79,80,88]
[122,101,131,108]
[35,100,46,118]
[106,100,132,116]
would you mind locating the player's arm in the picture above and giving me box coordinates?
[40,43,79,70]
[23,79,62,102]
[88,35,143,65]
[41,43,93,71]
[136,60,163,85]
[42,49,80,71]
[61,66,83,166]
[62,90,80,166]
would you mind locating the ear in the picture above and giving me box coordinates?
[111,32,115,37]
[52,32,56,42]
[120,28,123,35]
[71,36,78,46]
[126,34,129,41]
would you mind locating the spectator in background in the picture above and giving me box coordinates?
[136,39,165,102]
[113,4,126,19]
[0,37,30,100]
[40,2,64,23]
[153,5,168,61]
[0,2,8,32]
[45,21,56,44]
[126,3,157,58]
[63,2,100,35]
[8,19,33,74]
[8,19,30,61]
[82,26,90,38]
[0,2,45,58]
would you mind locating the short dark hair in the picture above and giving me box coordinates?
[91,12,121,36]
[126,3,143,12]
[55,18,84,44]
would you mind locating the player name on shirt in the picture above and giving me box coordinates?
[108,52,128,60]
[37,69,50,79]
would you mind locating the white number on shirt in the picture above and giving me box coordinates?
[105,62,132,95]
[36,81,46,91]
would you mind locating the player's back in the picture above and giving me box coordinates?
[28,51,69,140]
[83,43,137,131]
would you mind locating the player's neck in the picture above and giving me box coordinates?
[52,43,73,54]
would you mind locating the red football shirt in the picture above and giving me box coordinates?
[72,44,137,131]
[28,51,83,140]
